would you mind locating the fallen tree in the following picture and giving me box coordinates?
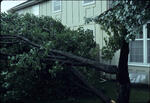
[0,34,117,103]
[0,34,118,74]
[0,13,117,103]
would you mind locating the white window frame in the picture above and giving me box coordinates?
[52,0,62,13]
[128,21,150,67]
[32,5,39,16]
[82,0,95,6]
[146,22,150,64]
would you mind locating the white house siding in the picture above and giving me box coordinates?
[37,0,108,57]
[16,0,109,62]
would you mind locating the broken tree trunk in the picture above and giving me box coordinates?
[117,33,130,103]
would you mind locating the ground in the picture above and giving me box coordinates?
[38,80,150,103]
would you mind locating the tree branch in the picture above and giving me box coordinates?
[0,34,118,74]
[70,67,111,103]
[50,50,118,74]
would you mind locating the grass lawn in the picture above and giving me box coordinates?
[50,81,150,103]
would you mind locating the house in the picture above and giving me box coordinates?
[8,0,150,84]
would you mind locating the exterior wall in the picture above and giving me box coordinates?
[16,6,32,14]
[38,1,107,27]
[16,5,40,15]
[15,1,108,54]
[38,0,109,61]
[15,1,108,52]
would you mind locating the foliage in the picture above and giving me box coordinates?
[0,13,99,102]
[85,1,150,60]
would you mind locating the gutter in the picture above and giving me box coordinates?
[8,0,45,13]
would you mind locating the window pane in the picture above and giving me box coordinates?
[84,0,94,4]
[148,40,150,63]
[54,5,60,11]
[147,23,150,38]
[129,40,143,62]
[136,27,143,39]
[53,0,61,11]
[54,1,60,6]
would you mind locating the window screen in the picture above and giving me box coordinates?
[53,0,61,12]
[129,40,143,62]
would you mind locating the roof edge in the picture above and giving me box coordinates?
[8,0,44,13]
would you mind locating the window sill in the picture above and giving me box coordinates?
[128,63,150,67]
[82,1,95,6]
[52,10,61,14]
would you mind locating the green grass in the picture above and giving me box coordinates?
[98,81,150,103]
[130,87,150,103]
[39,81,150,103]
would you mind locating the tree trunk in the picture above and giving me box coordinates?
[117,38,130,103]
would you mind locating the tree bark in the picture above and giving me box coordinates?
[50,50,118,74]
[117,38,130,103]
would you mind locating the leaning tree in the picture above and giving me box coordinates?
[86,1,150,103]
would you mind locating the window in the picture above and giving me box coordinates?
[129,22,150,65]
[129,28,143,63]
[83,0,95,6]
[32,5,39,16]
[52,0,61,12]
